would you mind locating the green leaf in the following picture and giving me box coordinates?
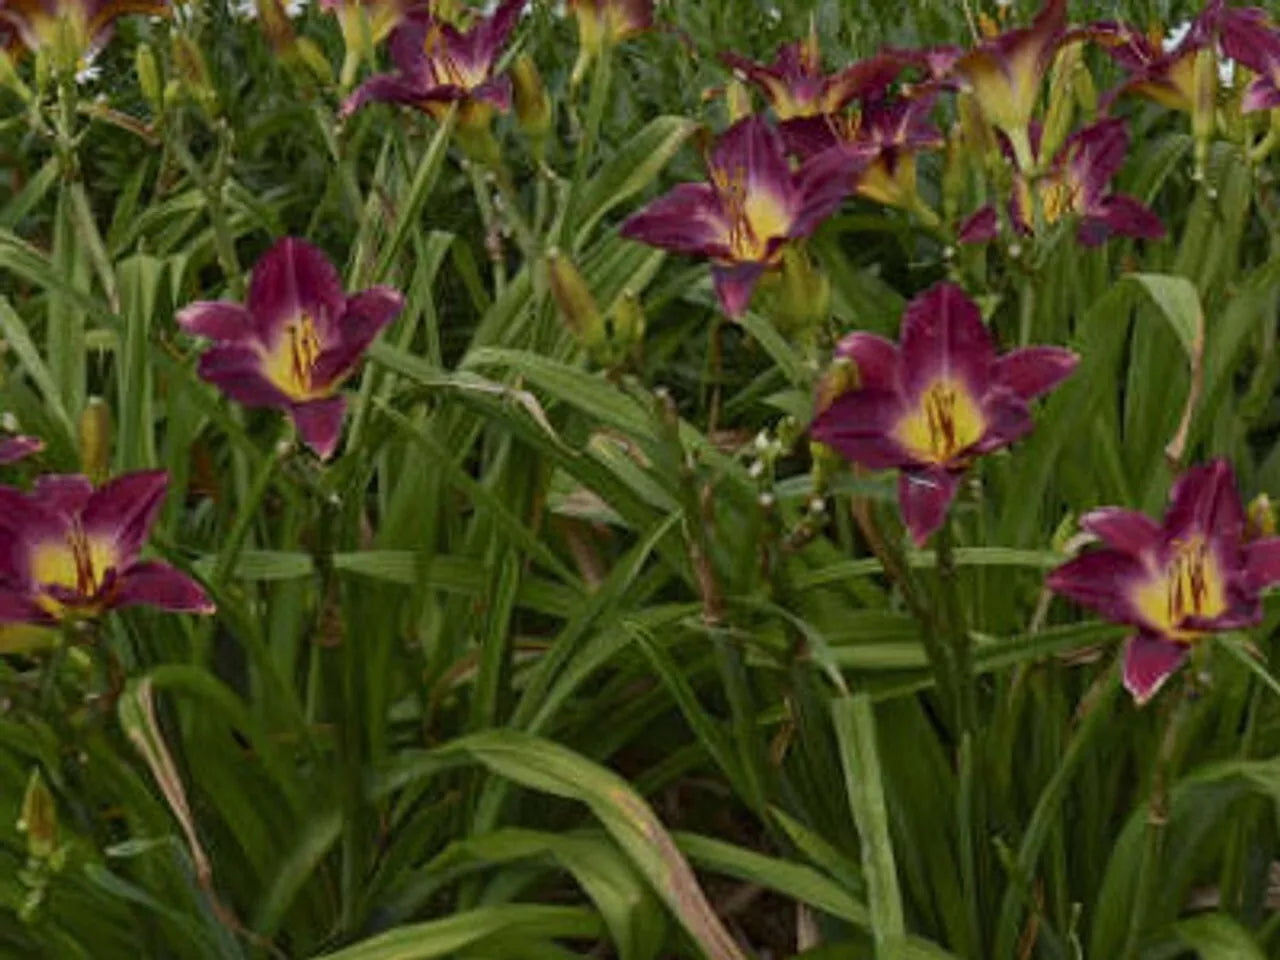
[1172,913,1266,959]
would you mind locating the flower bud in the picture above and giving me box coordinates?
[134,43,163,113]
[725,77,753,124]
[1247,493,1275,540]
[171,33,218,117]
[512,54,551,144]
[294,37,334,86]
[1192,47,1217,175]
[598,290,645,366]
[1040,42,1080,166]
[547,249,604,347]
[18,770,57,861]
[814,356,855,415]
[958,91,997,161]
[78,396,112,483]
[758,245,830,337]
[0,48,32,102]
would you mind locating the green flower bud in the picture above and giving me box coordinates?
[18,770,57,862]
[134,43,163,113]
[512,54,551,145]
[725,77,753,125]
[78,396,112,484]
[547,249,603,347]
[1040,42,1081,167]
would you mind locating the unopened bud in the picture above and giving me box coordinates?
[18,770,57,861]
[1248,493,1275,540]
[958,92,997,160]
[725,77,753,124]
[78,397,111,483]
[1040,42,1081,164]
[512,54,551,143]
[547,249,603,347]
[294,37,333,85]
[1192,47,1218,172]
[814,356,856,415]
[134,43,162,112]
[758,245,830,336]
[171,33,218,116]
[597,290,645,367]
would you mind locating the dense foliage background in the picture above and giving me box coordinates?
[1,0,1279,957]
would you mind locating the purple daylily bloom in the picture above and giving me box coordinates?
[178,238,404,461]
[340,0,525,125]
[722,28,904,124]
[0,471,214,624]
[0,0,167,66]
[620,115,860,318]
[947,0,1067,170]
[0,434,42,465]
[811,282,1078,545]
[320,0,422,54]
[1219,6,1280,113]
[1047,460,1280,705]
[959,118,1164,247]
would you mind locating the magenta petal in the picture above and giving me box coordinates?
[1063,118,1128,203]
[1080,507,1161,555]
[197,346,292,408]
[1245,538,1280,590]
[341,73,431,118]
[247,238,346,343]
[32,475,94,517]
[479,0,525,54]
[972,387,1032,453]
[1164,459,1246,547]
[113,561,214,614]
[958,207,999,245]
[897,466,960,546]
[712,117,793,214]
[175,301,256,343]
[898,282,995,400]
[291,396,347,460]
[312,287,404,387]
[833,332,900,392]
[1122,633,1188,705]
[0,588,52,625]
[0,434,42,465]
[779,117,841,160]
[1241,77,1280,114]
[82,470,168,564]
[811,389,912,470]
[1079,195,1165,246]
[712,263,765,318]
[621,183,730,257]
[992,346,1079,401]
[1046,549,1149,624]
[792,145,861,237]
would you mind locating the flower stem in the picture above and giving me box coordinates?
[1122,689,1194,960]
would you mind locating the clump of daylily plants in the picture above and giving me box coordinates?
[3,0,1280,952]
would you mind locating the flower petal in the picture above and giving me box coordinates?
[82,469,168,565]
[1245,537,1280,590]
[1163,458,1246,547]
[197,345,293,408]
[1122,632,1188,705]
[621,183,730,257]
[340,73,431,118]
[811,389,913,470]
[992,346,1079,401]
[311,287,405,388]
[712,262,765,319]
[247,238,347,346]
[0,434,42,464]
[778,116,842,159]
[898,282,995,401]
[0,587,52,625]
[175,301,256,343]
[32,475,94,517]
[1046,548,1150,624]
[291,396,347,461]
[1241,76,1280,114]
[1080,507,1161,555]
[833,332,900,393]
[711,117,795,222]
[957,206,999,244]
[1078,195,1166,246]
[972,386,1032,453]
[110,561,213,614]
[897,465,961,546]
[792,145,861,238]
[1062,117,1128,206]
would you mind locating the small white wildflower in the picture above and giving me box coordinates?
[0,413,18,433]
[1161,20,1192,53]
[758,491,776,509]
[75,56,101,85]
[748,459,765,479]
[754,431,770,453]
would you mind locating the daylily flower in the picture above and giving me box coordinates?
[0,433,42,464]
[810,282,1077,544]
[782,96,944,213]
[620,115,859,318]
[1046,460,1280,704]
[1219,6,1280,113]
[721,27,904,126]
[0,471,213,624]
[958,118,1164,246]
[340,0,525,127]
[948,0,1067,170]
[569,0,652,86]
[177,238,404,461]
[0,0,168,72]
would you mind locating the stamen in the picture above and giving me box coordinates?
[713,163,762,260]
[923,384,959,459]
[287,316,322,393]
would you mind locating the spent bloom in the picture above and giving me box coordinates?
[620,115,858,318]
[569,0,652,86]
[340,0,525,126]
[0,431,42,465]
[947,0,1067,170]
[1047,460,1280,704]
[0,0,168,73]
[0,471,213,624]
[178,238,403,461]
[958,118,1164,247]
[811,282,1077,545]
